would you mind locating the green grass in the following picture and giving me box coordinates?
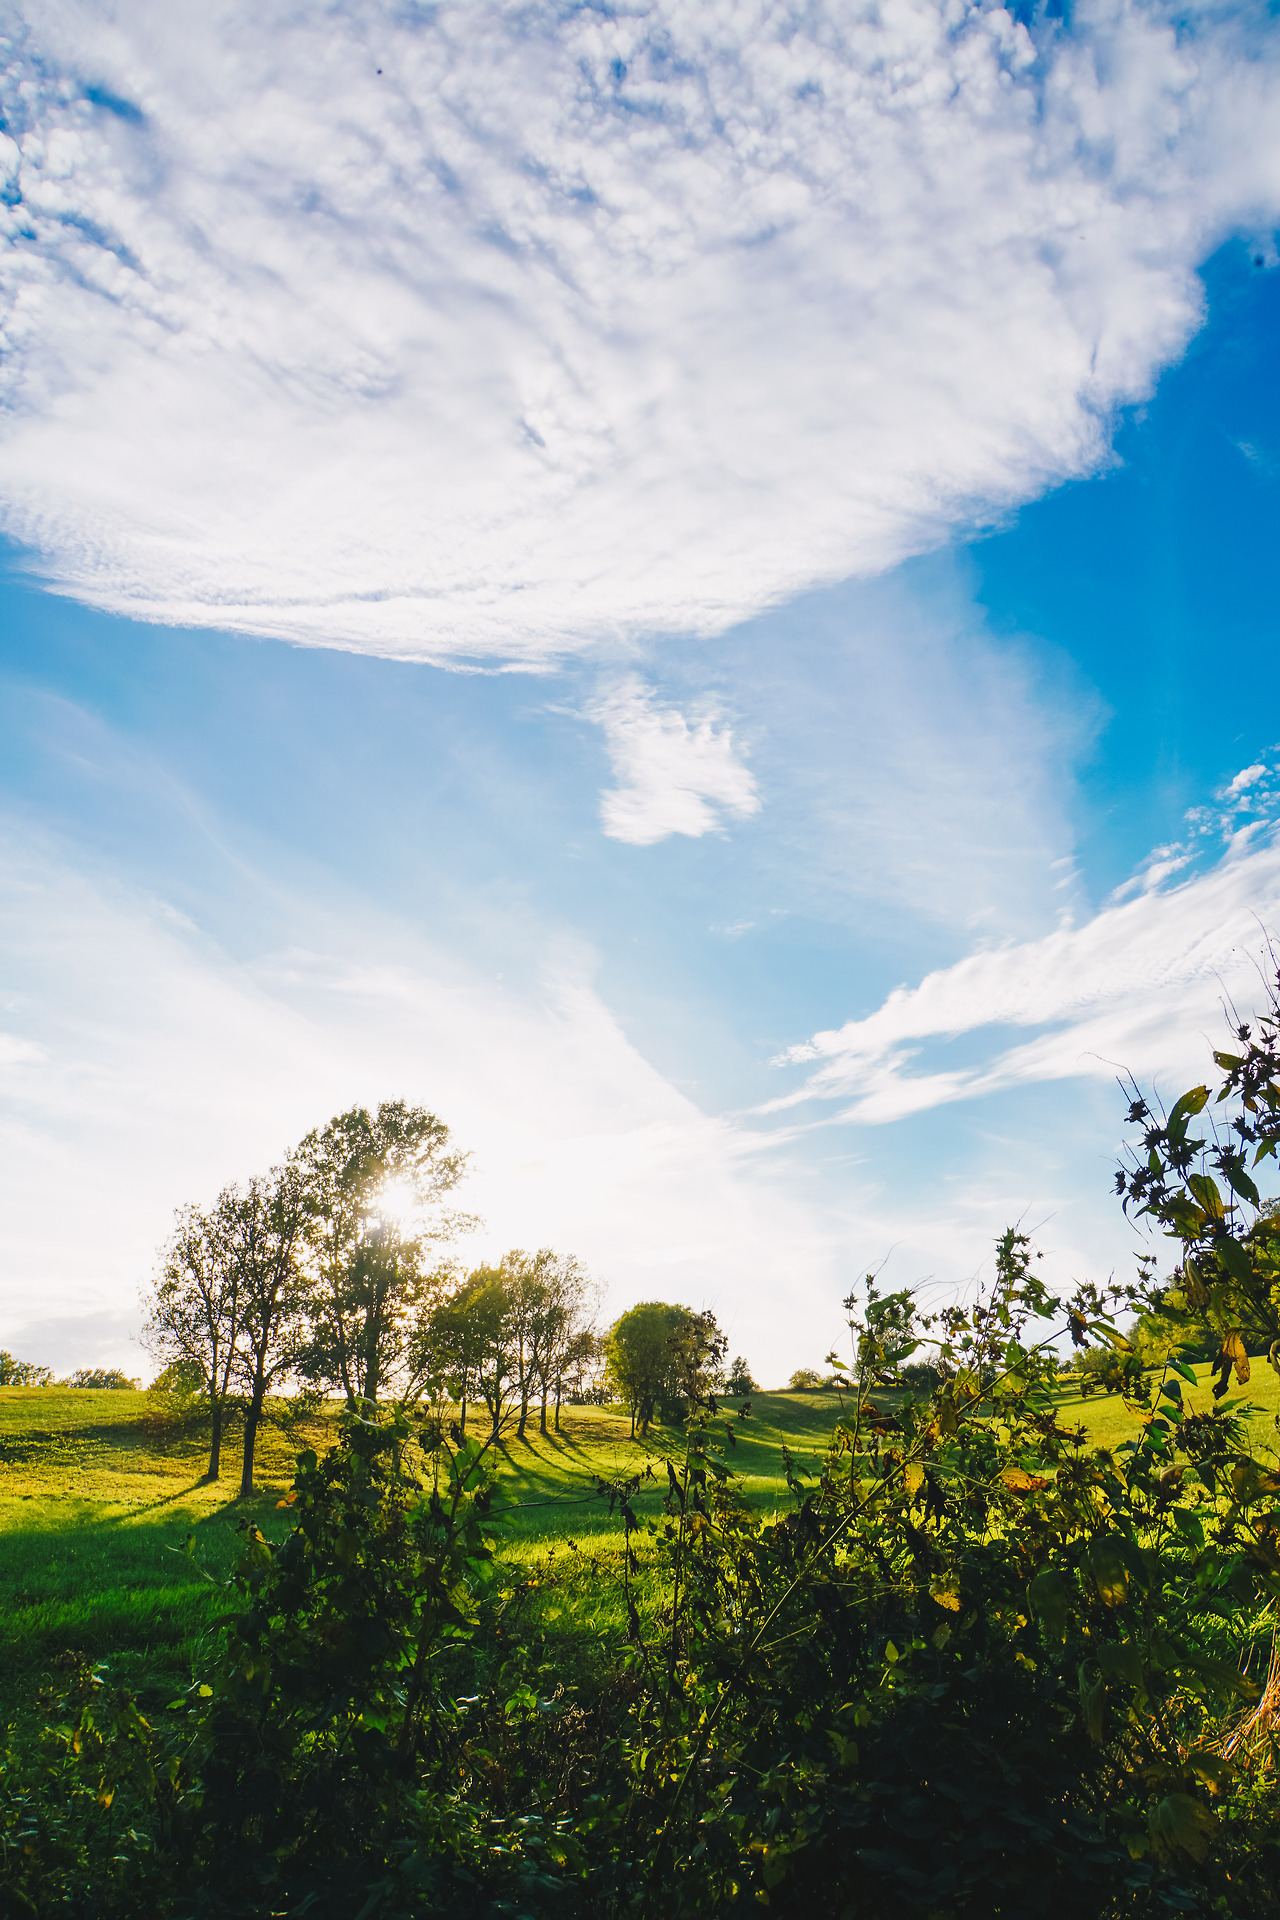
[0,1386,342,1707]
[6,1364,1279,1713]
[1055,1356,1280,1459]
[0,1385,844,1707]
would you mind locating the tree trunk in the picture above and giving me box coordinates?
[539,1386,548,1435]
[517,1391,529,1439]
[240,1378,265,1496]
[206,1391,223,1482]
[364,1286,388,1408]
[459,1381,467,1438]
[554,1376,562,1433]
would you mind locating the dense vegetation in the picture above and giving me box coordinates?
[7,984,1280,1915]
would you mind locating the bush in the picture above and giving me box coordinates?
[897,1359,941,1393]
[148,1359,204,1396]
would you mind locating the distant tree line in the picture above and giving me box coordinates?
[0,1354,139,1389]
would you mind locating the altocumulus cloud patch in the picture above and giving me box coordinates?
[592,678,760,846]
[1,0,1278,663]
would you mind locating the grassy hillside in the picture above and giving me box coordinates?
[1055,1355,1280,1457]
[4,1363,1279,1711]
[0,1385,844,1707]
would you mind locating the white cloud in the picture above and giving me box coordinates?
[0,1,1277,662]
[0,1031,44,1067]
[0,823,835,1376]
[772,830,1280,1124]
[592,676,759,844]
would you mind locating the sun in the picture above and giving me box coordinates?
[373,1176,420,1230]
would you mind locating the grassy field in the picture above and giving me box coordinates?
[0,1384,845,1708]
[4,1361,1279,1714]
[1055,1357,1280,1458]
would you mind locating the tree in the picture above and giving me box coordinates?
[419,1266,493,1438]
[668,1308,727,1407]
[558,1326,608,1411]
[605,1301,722,1438]
[413,1262,520,1440]
[607,1302,685,1437]
[502,1249,551,1441]
[225,1169,309,1496]
[293,1100,473,1407]
[464,1267,520,1440]
[0,1352,52,1385]
[538,1253,596,1433]
[142,1200,244,1481]
[65,1368,139,1389]
[150,1358,204,1395]
[787,1366,823,1391]
[724,1355,756,1395]
[499,1248,595,1437]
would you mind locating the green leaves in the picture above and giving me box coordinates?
[1086,1536,1131,1610]
[1150,1793,1216,1865]
[1187,1173,1225,1221]
[1027,1567,1072,1645]
[1168,1085,1210,1134]
[1098,1638,1145,1688]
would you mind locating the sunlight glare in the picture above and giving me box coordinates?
[373,1176,420,1230]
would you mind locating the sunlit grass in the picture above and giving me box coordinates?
[0,1385,844,1702]
[0,1386,335,1706]
[6,1365,1278,1709]
[1058,1355,1280,1461]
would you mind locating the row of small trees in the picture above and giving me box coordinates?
[2,1097,763,1478]
[142,1100,606,1493]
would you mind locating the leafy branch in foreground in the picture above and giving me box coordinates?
[605,1236,1280,1916]
[1117,963,1280,1391]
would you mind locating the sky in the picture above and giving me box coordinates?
[1,0,1280,1384]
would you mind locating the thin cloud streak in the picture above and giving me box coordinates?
[770,832,1280,1125]
[1,2,1278,660]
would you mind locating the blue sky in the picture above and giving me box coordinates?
[2,1,1280,1380]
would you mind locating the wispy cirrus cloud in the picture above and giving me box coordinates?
[1,2,1278,662]
[769,828,1280,1126]
[1110,753,1280,900]
[592,677,759,845]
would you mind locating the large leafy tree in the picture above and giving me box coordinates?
[606,1301,722,1437]
[293,1101,473,1407]
[607,1301,684,1437]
